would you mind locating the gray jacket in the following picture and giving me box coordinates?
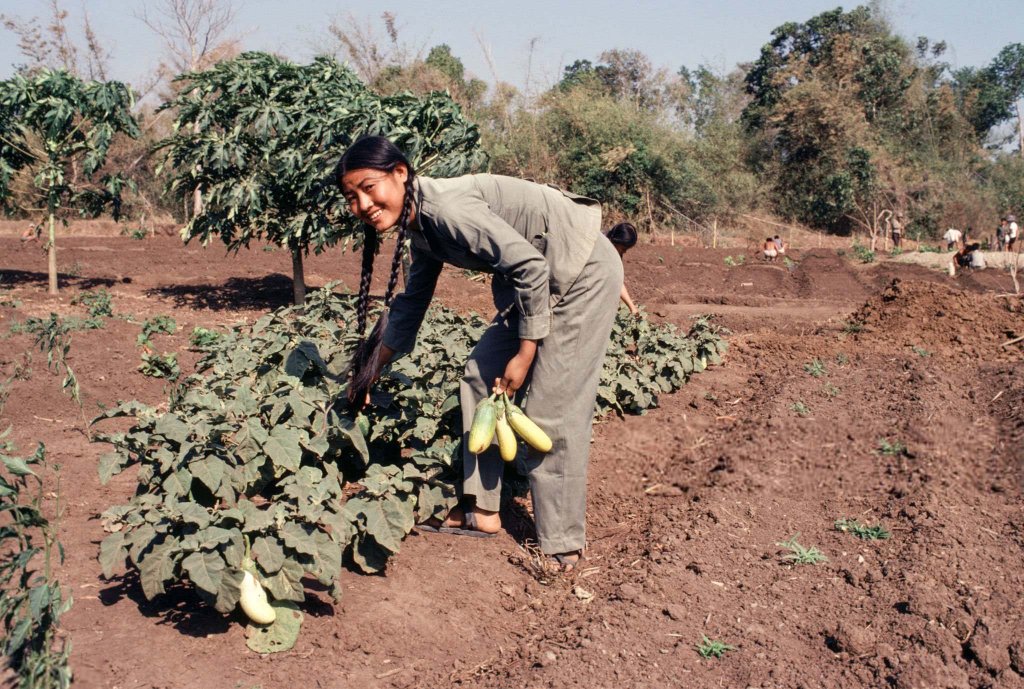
[382,174,602,353]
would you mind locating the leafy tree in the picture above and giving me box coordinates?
[0,69,139,294]
[425,44,464,83]
[157,51,486,304]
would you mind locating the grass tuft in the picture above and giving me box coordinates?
[776,534,827,565]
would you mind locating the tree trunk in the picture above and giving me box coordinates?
[1017,100,1024,159]
[47,212,58,295]
[192,120,204,215]
[291,248,306,305]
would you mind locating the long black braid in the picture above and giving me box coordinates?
[337,136,417,405]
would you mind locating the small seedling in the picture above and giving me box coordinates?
[72,288,113,319]
[776,534,827,565]
[834,518,891,541]
[790,400,810,417]
[851,243,875,263]
[696,635,735,659]
[783,256,796,269]
[66,261,83,278]
[703,391,718,402]
[139,352,180,379]
[137,315,177,349]
[723,255,745,266]
[189,327,222,348]
[129,228,147,240]
[822,383,840,398]
[911,346,930,357]
[876,438,907,456]
[261,245,277,252]
[834,353,849,366]
[842,320,864,334]
[803,359,826,377]
[889,247,903,256]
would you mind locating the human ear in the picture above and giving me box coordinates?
[393,163,409,184]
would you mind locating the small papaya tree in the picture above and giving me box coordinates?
[0,69,139,294]
[157,52,486,304]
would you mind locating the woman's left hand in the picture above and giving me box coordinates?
[494,339,538,395]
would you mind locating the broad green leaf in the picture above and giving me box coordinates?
[252,535,286,574]
[99,532,127,578]
[245,601,302,654]
[215,567,245,614]
[181,550,225,596]
[261,559,304,601]
[139,542,177,599]
[190,456,225,493]
[280,522,316,557]
[264,426,301,472]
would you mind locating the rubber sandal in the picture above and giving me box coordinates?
[416,520,444,534]
[438,511,499,538]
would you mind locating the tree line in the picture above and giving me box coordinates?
[2,2,1024,296]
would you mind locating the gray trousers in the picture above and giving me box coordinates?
[460,236,622,554]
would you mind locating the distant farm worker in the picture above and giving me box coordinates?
[763,237,778,262]
[942,227,962,251]
[605,222,640,316]
[968,243,986,270]
[773,235,787,255]
[891,211,904,249]
[950,243,983,275]
[1008,214,1018,251]
[337,136,622,573]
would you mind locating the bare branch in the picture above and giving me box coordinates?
[82,7,110,81]
[137,0,240,77]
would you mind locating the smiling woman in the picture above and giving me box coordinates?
[335,135,623,571]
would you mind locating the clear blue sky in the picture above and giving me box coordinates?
[1,0,1021,92]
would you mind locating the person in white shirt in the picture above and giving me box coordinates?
[942,228,962,250]
[1008,214,1019,251]
[969,244,986,269]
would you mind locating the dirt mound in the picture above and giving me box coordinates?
[852,279,1022,360]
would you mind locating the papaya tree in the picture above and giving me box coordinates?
[157,51,486,305]
[0,69,139,294]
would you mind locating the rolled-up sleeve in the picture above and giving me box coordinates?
[435,198,551,341]
[382,244,443,354]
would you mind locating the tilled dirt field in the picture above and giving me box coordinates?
[1,235,1022,689]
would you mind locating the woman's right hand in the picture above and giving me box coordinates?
[347,343,397,408]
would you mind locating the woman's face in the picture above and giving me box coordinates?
[340,164,409,232]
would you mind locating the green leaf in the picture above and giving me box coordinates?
[215,567,245,614]
[261,559,304,602]
[98,451,126,484]
[252,535,286,574]
[181,550,225,596]
[238,499,275,532]
[99,531,127,578]
[190,456,225,493]
[245,601,303,654]
[154,413,191,445]
[177,501,212,528]
[2,455,35,477]
[280,522,317,557]
[264,426,302,472]
[139,542,177,599]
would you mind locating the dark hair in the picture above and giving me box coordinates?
[335,135,416,405]
[606,222,638,249]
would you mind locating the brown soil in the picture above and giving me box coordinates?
[1,236,1022,689]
